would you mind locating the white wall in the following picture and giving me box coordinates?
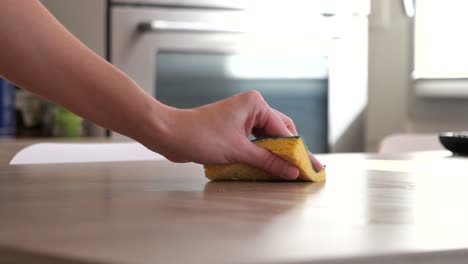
[367,0,410,151]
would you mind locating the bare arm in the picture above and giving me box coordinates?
[0,0,324,179]
[0,0,165,142]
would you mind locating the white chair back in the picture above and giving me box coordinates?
[378,133,445,154]
[10,142,166,165]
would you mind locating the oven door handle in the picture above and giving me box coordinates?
[138,20,245,34]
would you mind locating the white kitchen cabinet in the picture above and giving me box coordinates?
[40,0,106,58]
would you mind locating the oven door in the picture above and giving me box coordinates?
[111,6,333,152]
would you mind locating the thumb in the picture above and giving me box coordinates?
[239,141,300,180]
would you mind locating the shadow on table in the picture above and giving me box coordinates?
[0,244,104,264]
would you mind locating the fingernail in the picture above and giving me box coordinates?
[284,166,300,180]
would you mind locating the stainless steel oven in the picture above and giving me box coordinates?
[109,0,369,152]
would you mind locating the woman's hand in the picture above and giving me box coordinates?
[0,1,323,180]
[142,91,322,180]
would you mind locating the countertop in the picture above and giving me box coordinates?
[1,141,468,264]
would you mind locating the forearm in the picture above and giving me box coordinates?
[0,0,166,141]
[0,1,320,180]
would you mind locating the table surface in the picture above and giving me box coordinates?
[1,141,468,264]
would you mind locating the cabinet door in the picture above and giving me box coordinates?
[41,0,106,58]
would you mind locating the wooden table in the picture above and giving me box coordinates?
[1,143,468,264]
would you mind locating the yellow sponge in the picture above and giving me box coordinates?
[204,136,326,182]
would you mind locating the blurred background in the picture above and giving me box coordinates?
[1,0,467,153]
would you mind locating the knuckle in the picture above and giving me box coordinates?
[243,90,263,103]
[163,153,185,163]
[260,152,277,173]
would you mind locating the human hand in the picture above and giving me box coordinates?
[143,91,323,180]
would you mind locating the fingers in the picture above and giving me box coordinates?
[245,92,322,175]
[231,91,302,180]
[246,92,295,138]
[256,108,292,138]
[271,108,298,135]
[252,108,297,138]
[308,151,324,172]
[269,107,323,172]
[240,140,300,180]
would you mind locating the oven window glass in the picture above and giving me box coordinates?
[156,51,329,153]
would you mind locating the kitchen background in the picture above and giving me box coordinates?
[1,0,467,153]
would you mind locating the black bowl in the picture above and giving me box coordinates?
[439,132,468,156]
